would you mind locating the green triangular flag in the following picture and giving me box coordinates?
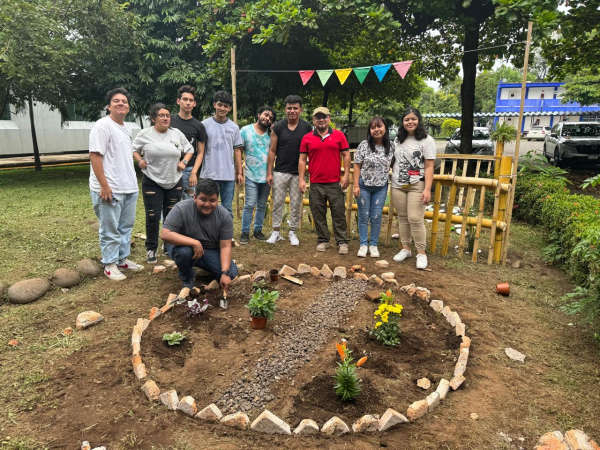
[353,67,371,84]
[316,70,333,86]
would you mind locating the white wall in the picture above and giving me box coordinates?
[500,88,521,100]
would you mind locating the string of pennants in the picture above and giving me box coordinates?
[298,60,412,86]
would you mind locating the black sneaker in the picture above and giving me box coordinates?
[162,243,169,256]
[147,250,157,264]
[240,232,250,245]
[253,230,267,240]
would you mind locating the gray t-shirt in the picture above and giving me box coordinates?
[89,116,138,194]
[132,127,193,189]
[391,135,436,188]
[163,200,233,250]
[200,117,243,181]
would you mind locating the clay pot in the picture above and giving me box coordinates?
[269,269,279,282]
[250,315,267,330]
[496,282,510,296]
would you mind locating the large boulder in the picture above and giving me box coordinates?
[52,268,81,288]
[7,278,51,304]
[77,259,102,277]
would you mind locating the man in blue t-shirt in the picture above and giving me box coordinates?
[200,91,243,217]
[239,106,276,244]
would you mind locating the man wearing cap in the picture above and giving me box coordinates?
[298,107,351,254]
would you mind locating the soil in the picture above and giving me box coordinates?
[2,235,600,450]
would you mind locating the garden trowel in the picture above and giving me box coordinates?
[220,291,228,310]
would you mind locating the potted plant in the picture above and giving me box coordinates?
[246,288,279,329]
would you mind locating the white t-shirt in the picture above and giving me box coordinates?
[200,117,243,181]
[89,116,138,194]
[391,135,436,188]
[132,127,193,189]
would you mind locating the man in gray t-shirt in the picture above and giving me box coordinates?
[161,178,238,291]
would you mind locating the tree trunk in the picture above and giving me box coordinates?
[139,115,143,129]
[28,96,42,172]
[0,87,9,119]
[322,85,331,107]
[348,90,354,126]
[459,23,480,154]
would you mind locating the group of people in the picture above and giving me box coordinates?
[89,85,435,293]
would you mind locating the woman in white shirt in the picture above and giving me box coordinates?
[133,103,193,264]
[390,107,435,269]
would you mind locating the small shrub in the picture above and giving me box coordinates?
[246,288,279,320]
[162,331,185,346]
[333,342,367,401]
[441,118,461,137]
[370,290,403,346]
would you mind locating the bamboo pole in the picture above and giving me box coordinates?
[487,183,502,265]
[429,180,443,252]
[492,156,512,262]
[231,47,240,219]
[441,183,458,256]
[472,185,486,262]
[458,187,475,258]
[502,21,533,266]
[457,160,468,206]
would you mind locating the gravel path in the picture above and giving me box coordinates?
[216,279,367,414]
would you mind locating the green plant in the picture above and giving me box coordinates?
[252,279,268,291]
[491,121,517,156]
[333,343,367,401]
[580,174,600,190]
[370,290,403,346]
[162,332,185,346]
[518,150,571,182]
[441,118,461,137]
[246,288,279,320]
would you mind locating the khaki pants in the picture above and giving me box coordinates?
[391,181,427,251]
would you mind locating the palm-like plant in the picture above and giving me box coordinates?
[491,122,517,178]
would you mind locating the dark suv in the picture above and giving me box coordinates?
[543,122,600,168]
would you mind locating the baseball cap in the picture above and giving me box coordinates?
[312,106,330,116]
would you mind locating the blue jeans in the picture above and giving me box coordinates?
[216,180,235,217]
[181,166,194,200]
[241,178,271,234]
[90,190,139,265]
[356,180,388,246]
[168,245,238,288]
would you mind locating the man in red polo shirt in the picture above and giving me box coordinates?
[299,107,351,254]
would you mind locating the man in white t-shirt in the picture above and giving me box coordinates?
[89,87,143,281]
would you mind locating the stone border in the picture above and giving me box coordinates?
[130,263,471,435]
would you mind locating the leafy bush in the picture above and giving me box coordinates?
[514,173,600,332]
[162,331,185,346]
[441,119,461,137]
[246,288,279,320]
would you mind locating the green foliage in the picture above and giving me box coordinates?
[561,70,600,106]
[418,86,459,114]
[162,331,186,346]
[441,119,461,137]
[246,288,279,320]
[514,174,600,331]
[370,290,403,346]
[333,346,361,401]
[518,150,570,182]
[491,122,517,144]
[580,174,600,190]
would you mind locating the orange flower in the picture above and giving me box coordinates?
[8,339,18,347]
[356,356,368,367]
[386,289,392,297]
[336,343,346,360]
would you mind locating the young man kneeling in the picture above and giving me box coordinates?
[161,178,238,290]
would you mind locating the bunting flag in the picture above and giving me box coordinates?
[372,63,392,82]
[299,70,314,85]
[353,67,371,85]
[335,68,353,85]
[317,70,333,86]
[393,60,413,79]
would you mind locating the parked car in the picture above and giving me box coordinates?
[445,127,494,155]
[527,125,551,141]
[543,122,600,168]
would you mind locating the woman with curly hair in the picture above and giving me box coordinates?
[390,107,436,269]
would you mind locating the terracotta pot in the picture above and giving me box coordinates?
[496,282,510,296]
[250,315,267,330]
[269,269,279,282]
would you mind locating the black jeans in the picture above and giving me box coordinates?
[141,175,183,251]
[309,182,349,245]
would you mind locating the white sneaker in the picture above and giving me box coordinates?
[289,231,300,246]
[266,231,284,244]
[357,245,368,257]
[118,259,144,271]
[416,253,428,270]
[393,249,412,262]
[369,246,380,258]
[104,263,126,281]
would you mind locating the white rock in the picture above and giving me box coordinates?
[407,400,429,421]
[196,404,222,422]
[435,379,450,399]
[380,272,395,280]
[136,318,150,333]
[429,300,444,312]
[456,322,466,337]
[451,312,462,326]
[333,266,347,279]
[152,265,167,273]
[297,264,312,274]
[221,412,250,430]
[426,392,441,411]
[141,380,160,401]
[417,377,431,389]
[352,414,379,433]
[458,348,469,364]
[279,265,297,277]
[454,361,467,377]
[177,396,197,416]
[377,408,408,431]
[375,260,389,268]
[76,311,104,330]
[159,390,179,410]
[505,347,526,363]
[320,264,333,279]
[321,416,350,435]
[293,418,320,435]
[250,409,291,435]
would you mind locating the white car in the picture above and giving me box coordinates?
[527,126,551,141]
[445,127,494,155]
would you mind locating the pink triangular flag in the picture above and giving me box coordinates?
[393,60,413,79]
[299,70,314,85]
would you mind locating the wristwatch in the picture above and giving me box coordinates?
[221,270,231,277]
[181,159,188,165]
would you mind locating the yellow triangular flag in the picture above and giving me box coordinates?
[335,68,352,85]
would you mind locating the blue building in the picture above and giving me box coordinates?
[494,82,600,132]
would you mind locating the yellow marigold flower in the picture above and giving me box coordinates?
[375,321,382,328]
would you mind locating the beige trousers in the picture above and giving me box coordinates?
[391,181,427,251]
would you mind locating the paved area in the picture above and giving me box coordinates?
[434,139,543,157]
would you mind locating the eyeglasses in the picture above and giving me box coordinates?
[157,114,170,119]
[314,115,328,121]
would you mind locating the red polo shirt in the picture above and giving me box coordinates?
[299,127,349,183]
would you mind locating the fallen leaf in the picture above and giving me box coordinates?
[8,339,19,347]
[62,327,73,336]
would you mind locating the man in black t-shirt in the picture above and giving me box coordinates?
[265,95,313,246]
[171,85,207,201]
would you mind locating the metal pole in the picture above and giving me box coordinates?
[501,20,533,265]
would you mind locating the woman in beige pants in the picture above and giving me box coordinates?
[390,107,435,269]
